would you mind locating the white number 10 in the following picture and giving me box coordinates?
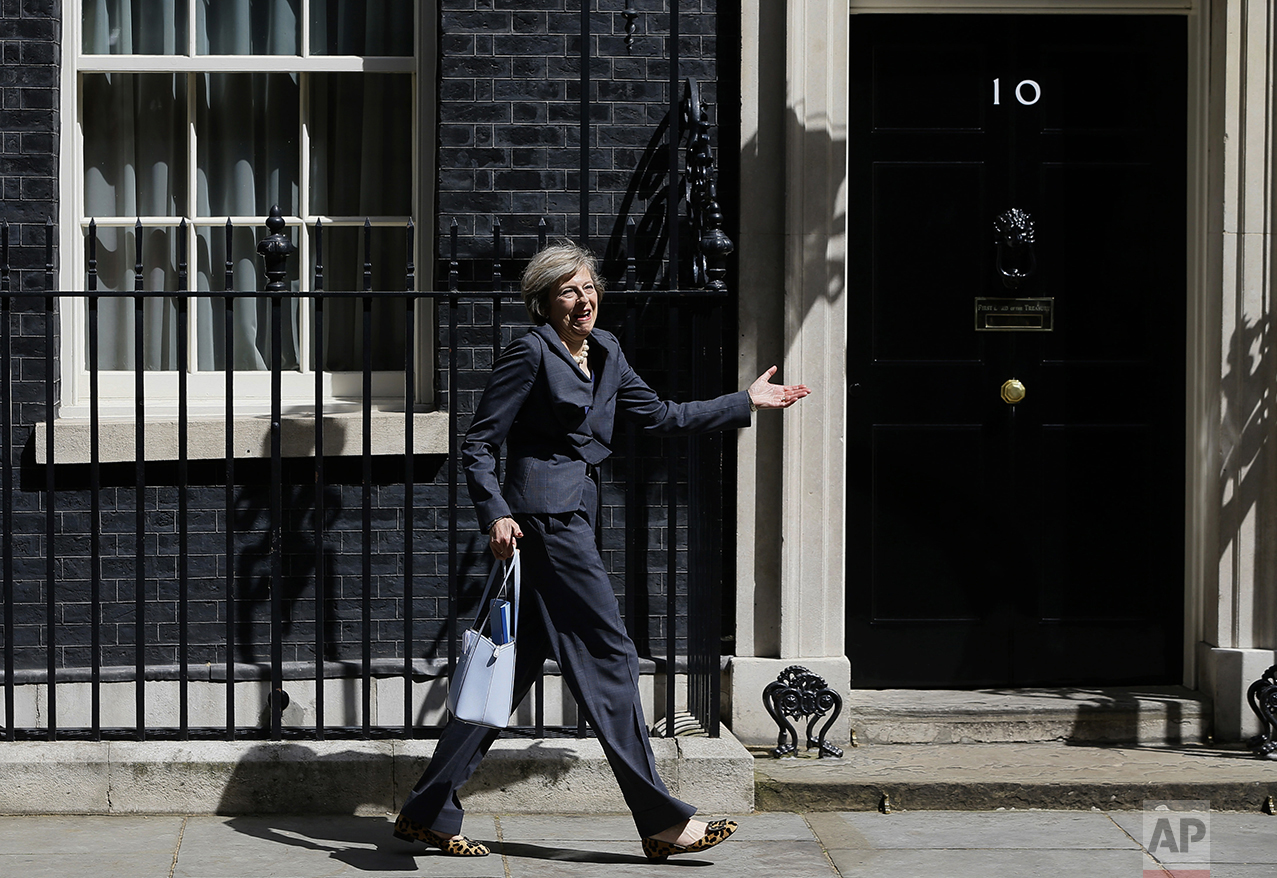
[993,78,1042,106]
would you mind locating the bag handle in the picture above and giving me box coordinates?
[471,549,520,639]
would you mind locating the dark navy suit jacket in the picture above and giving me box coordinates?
[462,324,752,530]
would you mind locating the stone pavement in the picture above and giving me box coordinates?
[808,809,1277,878]
[1,808,1275,878]
[755,741,1277,812]
[3,741,1277,876]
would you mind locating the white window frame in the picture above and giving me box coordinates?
[57,1,436,422]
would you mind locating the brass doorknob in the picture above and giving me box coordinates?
[1001,379,1026,404]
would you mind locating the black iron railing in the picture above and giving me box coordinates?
[3,0,735,742]
[0,209,728,742]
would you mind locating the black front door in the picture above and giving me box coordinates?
[846,15,1187,687]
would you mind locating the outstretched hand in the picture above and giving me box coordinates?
[748,366,811,410]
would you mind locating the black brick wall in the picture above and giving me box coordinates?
[0,1,61,436]
[435,0,727,663]
[1,0,730,685]
[437,0,720,285]
[0,0,61,241]
[1,2,66,675]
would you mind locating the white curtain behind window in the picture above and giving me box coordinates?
[310,72,410,372]
[82,0,410,375]
[83,0,185,55]
[192,69,301,372]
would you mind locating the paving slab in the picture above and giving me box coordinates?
[493,813,641,842]
[0,815,184,878]
[490,840,664,876]
[824,847,1164,878]
[808,809,1157,876]
[756,742,1277,811]
[0,814,185,854]
[0,809,1269,878]
[816,809,1141,850]
[812,811,1164,877]
[174,815,505,878]
[493,811,835,876]
[1108,811,1277,867]
[0,812,838,878]
[809,810,1277,878]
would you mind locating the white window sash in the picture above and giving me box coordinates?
[59,1,433,420]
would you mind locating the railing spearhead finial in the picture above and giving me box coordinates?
[257,205,297,293]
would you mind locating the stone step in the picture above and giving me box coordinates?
[0,733,755,817]
[753,741,1277,813]
[844,687,1211,746]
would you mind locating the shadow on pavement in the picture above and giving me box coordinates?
[495,840,711,867]
[223,814,418,873]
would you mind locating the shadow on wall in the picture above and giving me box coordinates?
[234,420,348,666]
[600,98,847,314]
[216,743,397,816]
[1219,312,1277,648]
[225,409,483,674]
[234,482,344,666]
[735,108,847,658]
[214,738,585,817]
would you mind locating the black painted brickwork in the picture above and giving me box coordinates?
[0,2,62,438]
[1,0,727,678]
[5,457,478,670]
[436,0,719,281]
[434,0,725,662]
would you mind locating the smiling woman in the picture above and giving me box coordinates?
[393,240,809,859]
[547,266,599,365]
[521,241,603,374]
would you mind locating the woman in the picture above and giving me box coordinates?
[394,241,809,860]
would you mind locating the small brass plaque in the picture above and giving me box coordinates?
[975,297,1054,331]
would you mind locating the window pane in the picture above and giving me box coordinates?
[309,225,407,372]
[195,224,301,372]
[309,73,412,216]
[310,0,413,56]
[83,0,187,55]
[197,73,300,218]
[84,225,182,371]
[83,74,187,218]
[198,0,301,55]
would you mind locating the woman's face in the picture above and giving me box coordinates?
[547,265,599,345]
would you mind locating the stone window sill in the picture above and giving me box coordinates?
[33,410,450,465]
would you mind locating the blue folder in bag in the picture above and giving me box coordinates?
[490,598,512,645]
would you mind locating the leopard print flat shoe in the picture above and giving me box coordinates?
[641,818,738,860]
[393,814,491,857]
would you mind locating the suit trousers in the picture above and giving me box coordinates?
[399,476,696,839]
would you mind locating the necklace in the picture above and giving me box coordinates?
[572,338,590,373]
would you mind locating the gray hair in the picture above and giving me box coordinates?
[520,240,604,325]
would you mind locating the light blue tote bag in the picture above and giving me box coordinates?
[446,550,521,729]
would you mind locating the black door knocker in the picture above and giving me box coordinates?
[994,208,1036,290]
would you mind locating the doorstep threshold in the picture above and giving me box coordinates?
[844,686,1210,745]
